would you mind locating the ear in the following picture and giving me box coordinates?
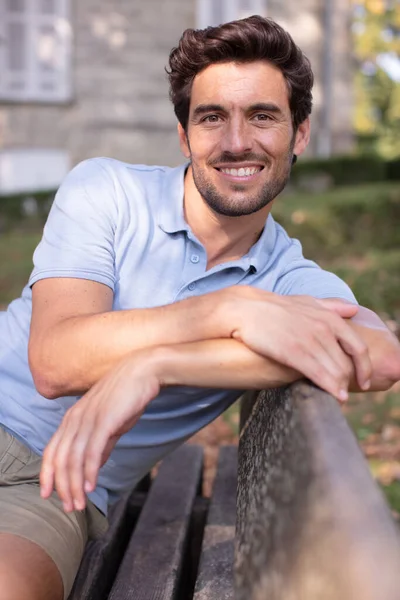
[293,118,311,157]
[177,123,191,159]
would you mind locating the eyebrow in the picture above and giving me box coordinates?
[248,102,283,114]
[191,102,283,119]
[192,104,225,119]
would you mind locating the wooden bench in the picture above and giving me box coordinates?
[68,444,236,600]
[69,381,400,600]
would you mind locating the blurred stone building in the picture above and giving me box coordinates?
[0,0,354,194]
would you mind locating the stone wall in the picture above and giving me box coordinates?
[0,0,354,171]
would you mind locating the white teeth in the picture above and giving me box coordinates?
[220,167,261,176]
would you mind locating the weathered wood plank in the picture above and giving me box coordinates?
[193,445,237,600]
[108,444,204,600]
[68,489,146,600]
[237,382,400,600]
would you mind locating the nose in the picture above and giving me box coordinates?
[220,117,252,156]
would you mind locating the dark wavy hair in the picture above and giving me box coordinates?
[166,15,313,131]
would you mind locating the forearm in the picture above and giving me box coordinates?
[29,289,235,398]
[151,322,400,395]
[150,338,301,390]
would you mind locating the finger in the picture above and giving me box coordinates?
[340,336,372,391]
[40,427,66,499]
[83,425,116,493]
[67,426,94,511]
[316,339,353,401]
[299,353,349,402]
[316,298,359,319]
[278,336,350,401]
[303,342,351,401]
[333,320,372,389]
[53,419,83,512]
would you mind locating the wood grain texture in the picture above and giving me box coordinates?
[68,489,145,600]
[193,446,237,600]
[237,382,400,600]
[108,444,204,600]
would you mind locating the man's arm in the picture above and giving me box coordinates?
[157,316,400,394]
[39,337,301,513]
[30,279,375,400]
[29,278,231,398]
[40,324,400,513]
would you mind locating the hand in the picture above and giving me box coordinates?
[227,288,371,401]
[40,352,160,512]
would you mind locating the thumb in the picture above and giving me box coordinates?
[316,298,359,319]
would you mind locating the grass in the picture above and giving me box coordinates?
[0,230,42,306]
[273,181,400,320]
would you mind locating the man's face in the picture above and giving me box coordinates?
[178,60,310,217]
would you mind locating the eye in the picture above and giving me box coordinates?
[253,113,273,122]
[202,114,221,123]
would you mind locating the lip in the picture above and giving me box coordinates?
[214,165,264,182]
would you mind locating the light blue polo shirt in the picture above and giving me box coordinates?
[0,157,356,513]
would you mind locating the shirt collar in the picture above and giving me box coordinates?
[157,162,276,272]
[241,213,277,272]
[157,162,190,234]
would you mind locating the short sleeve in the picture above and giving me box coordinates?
[273,241,357,304]
[29,158,118,291]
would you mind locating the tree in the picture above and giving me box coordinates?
[353,0,400,157]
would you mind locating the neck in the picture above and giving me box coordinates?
[183,165,272,269]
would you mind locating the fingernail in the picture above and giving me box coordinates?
[84,481,93,493]
[339,389,348,402]
[362,380,371,391]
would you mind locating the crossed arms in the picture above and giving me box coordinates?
[29,277,400,512]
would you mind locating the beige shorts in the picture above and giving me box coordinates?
[0,425,109,599]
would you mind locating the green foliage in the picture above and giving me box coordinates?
[0,191,54,233]
[274,181,400,318]
[381,481,400,515]
[291,155,389,186]
[353,1,400,157]
[0,231,42,306]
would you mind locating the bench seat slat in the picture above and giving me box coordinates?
[109,444,204,600]
[68,490,145,600]
[193,445,237,600]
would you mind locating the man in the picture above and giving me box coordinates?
[0,15,399,600]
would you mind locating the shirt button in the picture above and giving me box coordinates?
[190,254,200,264]
[188,282,196,291]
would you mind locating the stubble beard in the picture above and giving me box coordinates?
[190,148,295,218]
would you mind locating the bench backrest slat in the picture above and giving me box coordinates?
[236,382,400,600]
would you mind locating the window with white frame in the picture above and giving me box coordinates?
[197,0,267,29]
[0,0,72,103]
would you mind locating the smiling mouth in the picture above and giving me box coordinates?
[215,166,264,178]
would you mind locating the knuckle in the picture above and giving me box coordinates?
[315,320,330,335]
[310,364,329,384]
[54,453,66,471]
[68,448,82,468]
[85,448,98,465]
